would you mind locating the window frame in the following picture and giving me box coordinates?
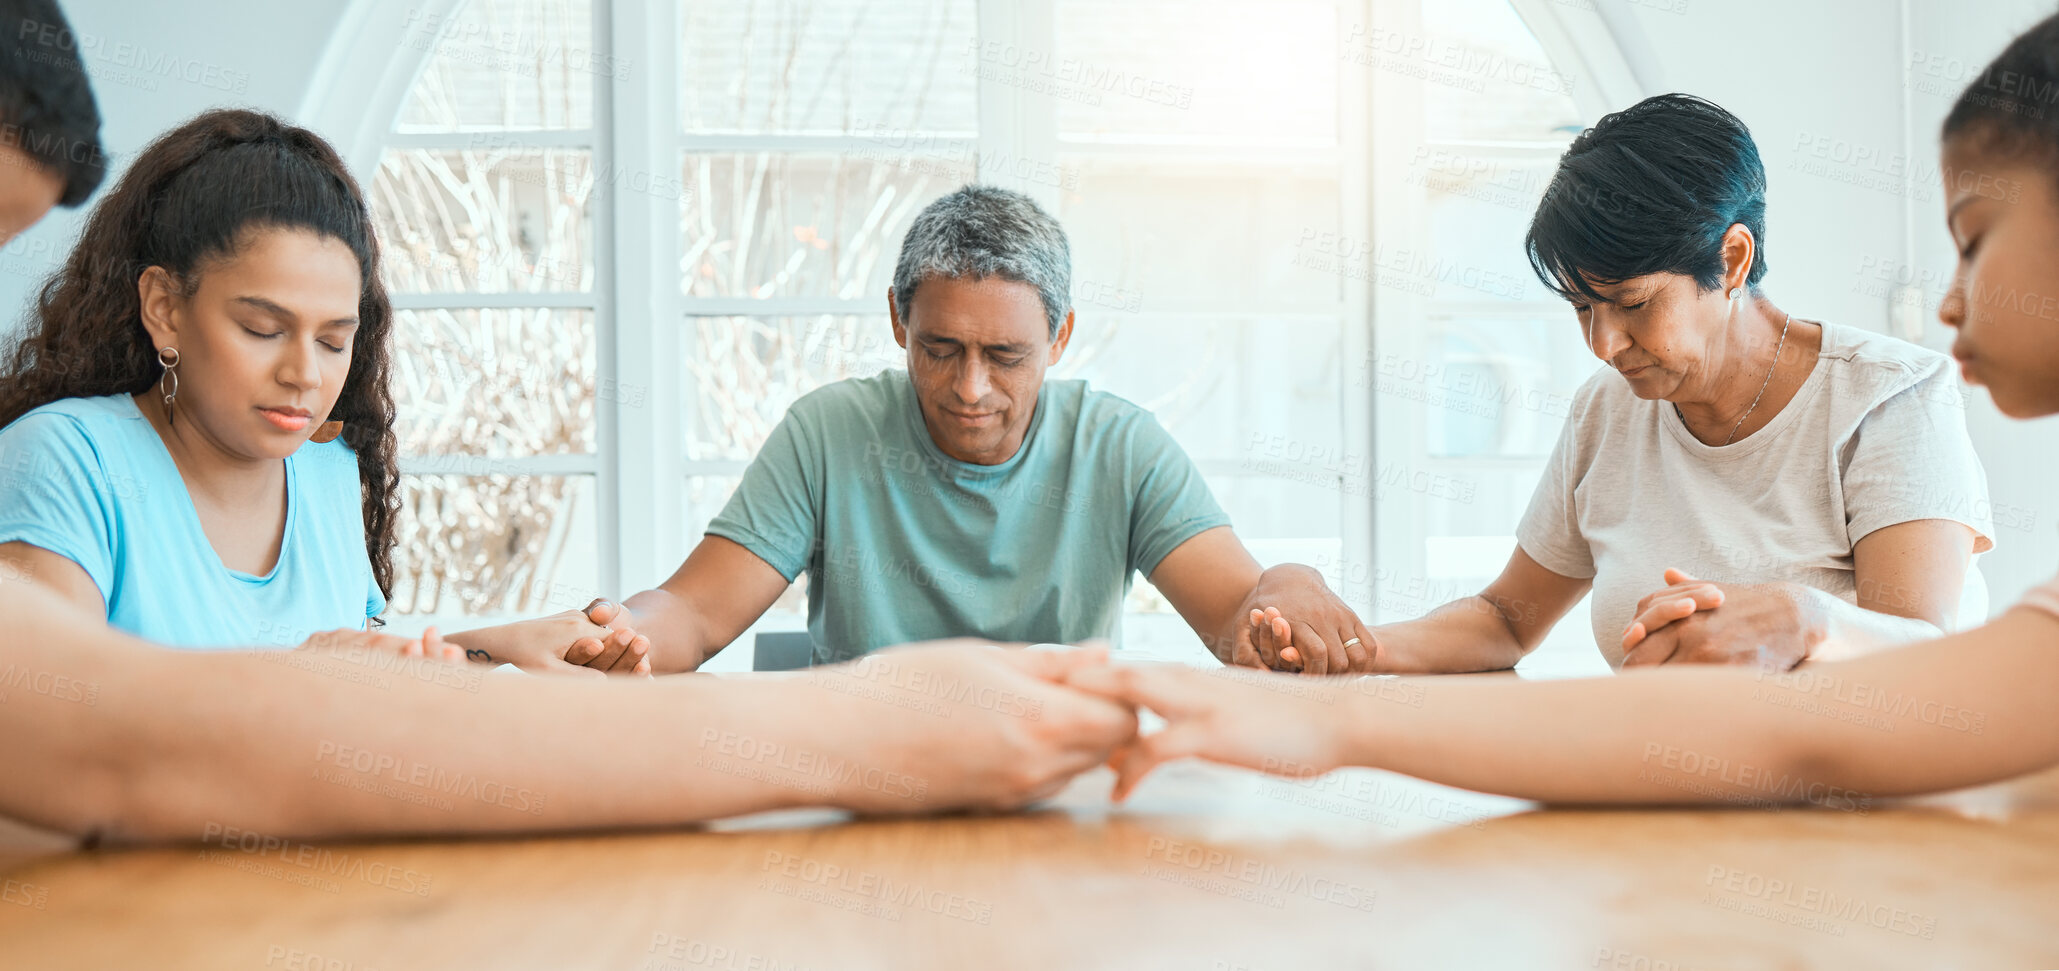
[305,0,1639,630]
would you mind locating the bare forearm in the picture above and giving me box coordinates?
[1370,596,1532,673]
[1793,583,1947,662]
[619,587,720,673]
[1341,611,2059,804]
[3,615,821,842]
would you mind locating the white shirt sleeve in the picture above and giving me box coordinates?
[1841,363,1995,553]
[1515,400,1596,579]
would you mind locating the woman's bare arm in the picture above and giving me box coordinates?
[1070,607,2059,804]
[0,582,1136,843]
[1361,546,1592,674]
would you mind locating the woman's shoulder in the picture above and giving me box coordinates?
[0,395,145,453]
[1815,320,1952,380]
[1810,321,1961,412]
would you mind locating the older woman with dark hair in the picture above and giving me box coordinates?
[1257,93,1992,674]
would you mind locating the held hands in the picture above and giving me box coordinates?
[1229,564,1376,675]
[451,602,652,678]
[1619,568,1816,669]
[565,599,652,675]
[803,642,1139,814]
[1062,663,1354,801]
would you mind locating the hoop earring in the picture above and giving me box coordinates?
[156,346,180,427]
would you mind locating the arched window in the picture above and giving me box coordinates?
[313,0,1637,666]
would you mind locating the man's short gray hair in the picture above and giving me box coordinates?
[892,184,1072,339]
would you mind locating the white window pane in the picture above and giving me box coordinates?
[1417,0,1582,143]
[391,473,598,616]
[396,0,596,132]
[1053,0,1337,145]
[1406,316,1596,459]
[395,308,598,457]
[684,315,901,461]
[682,0,977,135]
[681,153,972,300]
[1059,158,1344,314]
[373,148,595,293]
[1207,475,1345,561]
[1418,150,1560,303]
[1057,316,1343,467]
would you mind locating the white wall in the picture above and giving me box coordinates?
[18,0,2057,610]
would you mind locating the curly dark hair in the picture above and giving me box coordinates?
[0,108,399,606]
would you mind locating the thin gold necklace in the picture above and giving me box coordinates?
[1677,313,1792,446]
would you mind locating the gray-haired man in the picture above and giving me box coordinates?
[531,185,1369,672]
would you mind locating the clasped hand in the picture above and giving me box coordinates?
[1619,568,1813,669]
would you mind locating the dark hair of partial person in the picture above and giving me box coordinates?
[1942,10,2059,179]
[0,109,400,604]
[1524,93,1769,304]
[0,0,105,205]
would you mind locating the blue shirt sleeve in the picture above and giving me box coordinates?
[0,411,121,601]
[706,407,824,581]
[1124,413,1232,577]
[365,568,387,627]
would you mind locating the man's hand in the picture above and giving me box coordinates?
[1234,564,1376,675]
[802,642,1139,814]
[1620,569,1819,669]
[447,608,651,678]
[1063,662,1357,800]
[297,627,461,663]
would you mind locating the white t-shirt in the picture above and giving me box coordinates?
[1517,321,1995,664]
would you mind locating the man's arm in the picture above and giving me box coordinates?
[0,581,1135,843]
[443,536,791,676]
[1144,526,1264,665]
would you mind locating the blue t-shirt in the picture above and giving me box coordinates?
[0,395,385,648]
[708,372,1231,663]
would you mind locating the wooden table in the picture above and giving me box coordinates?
[3,748,2057,970]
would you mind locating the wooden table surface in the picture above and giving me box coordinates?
[3,744,2057,971]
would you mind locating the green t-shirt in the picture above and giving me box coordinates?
[708,371,1231,663]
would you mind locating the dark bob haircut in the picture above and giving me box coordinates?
[1525,93,1768,304]
[0,0,106,206]
[1942,11,2059,179]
